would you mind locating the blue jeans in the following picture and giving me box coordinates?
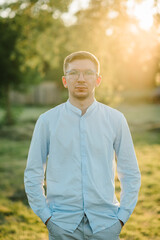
[47,214,122,240]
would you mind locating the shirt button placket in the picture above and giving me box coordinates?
[80,116,87,213]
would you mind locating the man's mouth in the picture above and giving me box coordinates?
[75,86,87,89]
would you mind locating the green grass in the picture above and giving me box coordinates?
[0,103,160,240]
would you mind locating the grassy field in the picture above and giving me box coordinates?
[0,103,160,240]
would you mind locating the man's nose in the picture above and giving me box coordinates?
[78,71,85,81]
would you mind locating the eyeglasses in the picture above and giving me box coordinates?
[65,69,98,81]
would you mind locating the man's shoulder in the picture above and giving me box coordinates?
[40,102,66,120]
[97,101,123,118]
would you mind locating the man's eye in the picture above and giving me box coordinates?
[85,71,94,75]
[69,71,78,75]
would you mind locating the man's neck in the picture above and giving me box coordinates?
[68,97,95,115]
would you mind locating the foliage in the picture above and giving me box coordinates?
[64,0,160,104]
[0,18,22,93]
[0,0,73,85]
[0,0,72,124]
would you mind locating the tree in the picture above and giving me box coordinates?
[0,18,24,124]
[0,0,72,124]
[65,0,160,103]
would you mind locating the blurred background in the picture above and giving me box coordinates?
[0,0,160,239]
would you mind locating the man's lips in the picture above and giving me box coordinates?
[75,86,87,89]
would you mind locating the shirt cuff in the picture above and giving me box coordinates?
[117,208,131,224]
[38,207,52,224]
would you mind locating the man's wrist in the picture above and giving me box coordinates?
[45,216,52,226]
[119,219,124,227]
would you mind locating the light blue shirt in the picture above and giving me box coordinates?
[24,99,141,234]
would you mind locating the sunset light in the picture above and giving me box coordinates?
[127,0,155,31]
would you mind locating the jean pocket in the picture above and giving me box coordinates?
[108,221,122,235]
[46,217,56,232]
[47,219,64,237]
[115,221,122,234]
[46,218,53,232]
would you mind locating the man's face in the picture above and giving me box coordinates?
[62,59,101,100]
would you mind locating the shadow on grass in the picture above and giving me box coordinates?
[132,124,160,146]
[9,188,28,206]
[0,122,34,141]
[149,127,160,133]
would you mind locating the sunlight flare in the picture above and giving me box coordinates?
[127,0,155,31]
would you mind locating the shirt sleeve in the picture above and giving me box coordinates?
[24,114,51,224]
[114,113,141,224]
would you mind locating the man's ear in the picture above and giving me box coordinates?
[96,75,101,87]
[62,76,68,88]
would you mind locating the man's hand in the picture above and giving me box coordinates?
[45,216,52,226]
[119,219,124,228]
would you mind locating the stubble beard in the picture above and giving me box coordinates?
[72,90,90,100]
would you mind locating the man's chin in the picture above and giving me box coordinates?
[73,93,89,99]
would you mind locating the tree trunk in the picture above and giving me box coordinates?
[5,84,14,125]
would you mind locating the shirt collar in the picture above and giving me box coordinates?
[66,99,97,116]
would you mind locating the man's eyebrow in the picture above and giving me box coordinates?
[66,69,78,71]
[66,69,96,71]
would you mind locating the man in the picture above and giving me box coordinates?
[24,51,141,240]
